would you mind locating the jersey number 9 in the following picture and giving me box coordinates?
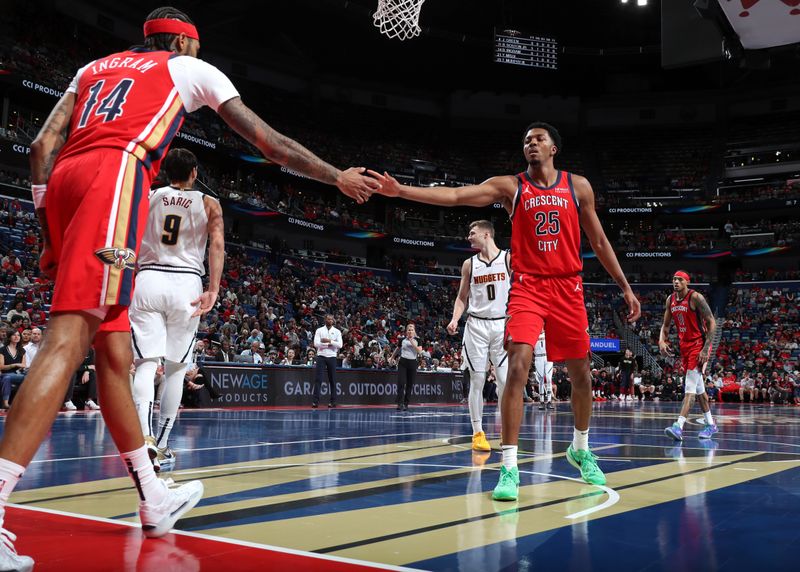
[161,214,182,245]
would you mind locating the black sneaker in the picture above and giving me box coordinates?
[311,403,318,409]
[328,403,336,408]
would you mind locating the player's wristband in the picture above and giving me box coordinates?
[31,184,47,209]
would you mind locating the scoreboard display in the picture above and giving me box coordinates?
[494,30,558,70]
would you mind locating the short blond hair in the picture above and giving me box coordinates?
[469,220,494,238]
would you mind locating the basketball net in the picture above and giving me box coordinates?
[373,0,425,41]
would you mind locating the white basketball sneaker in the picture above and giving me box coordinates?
[0,527,34,572]
[139,479,204,538]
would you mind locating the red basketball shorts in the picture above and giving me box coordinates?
[680,340,708,373]
[504,273,590,362]
[46,149,151,332]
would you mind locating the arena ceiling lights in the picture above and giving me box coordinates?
[620,1,649,5]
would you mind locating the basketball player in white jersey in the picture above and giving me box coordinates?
[447,220,510,452]
[130,148,224,471]
[534,331,555,410]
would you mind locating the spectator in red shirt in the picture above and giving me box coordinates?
[1,253,21,273]
[720,370,740,402]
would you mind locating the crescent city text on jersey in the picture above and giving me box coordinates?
[90,56,159,75]
[522,194,569,252]
[522,194,570,211]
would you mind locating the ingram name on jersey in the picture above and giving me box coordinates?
[138,185,210,276]
[468,251,511,319]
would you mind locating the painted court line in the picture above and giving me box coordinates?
[28,433,428,464]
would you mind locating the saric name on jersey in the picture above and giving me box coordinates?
[473,272,506,284]
[162,195,194,209]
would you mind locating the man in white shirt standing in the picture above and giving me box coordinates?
[312,314,342,408]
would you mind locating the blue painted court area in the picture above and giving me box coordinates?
[8,400,800,571]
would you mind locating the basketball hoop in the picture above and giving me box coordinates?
[373,0,426,41]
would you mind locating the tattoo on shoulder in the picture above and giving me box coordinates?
[695,295,713,318]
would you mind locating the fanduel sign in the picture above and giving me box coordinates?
[590,338,620,352]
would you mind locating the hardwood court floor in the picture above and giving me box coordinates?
[4,399,799,571]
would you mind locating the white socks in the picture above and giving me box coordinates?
[677,416,687,429]
[155,361,189,449]
[120,445,166,504]
[501,445,518,469]
[467,370,484,435]
[573,428,589,451]
[704,411,715,425]
[132,359,159,437]
[0,458,25,527]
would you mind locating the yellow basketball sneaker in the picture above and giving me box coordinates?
[472,431,491,452]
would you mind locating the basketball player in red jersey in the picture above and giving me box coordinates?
[660,271,718,442]
[0,7,378,568]
[369,122,640,501]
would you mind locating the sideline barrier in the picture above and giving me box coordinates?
[203,363,461,407]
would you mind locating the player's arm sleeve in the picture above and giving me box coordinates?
[168,56,240,113]
[66,61,94,94]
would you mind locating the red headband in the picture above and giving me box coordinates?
[143,18,200,41]
[674,271,690,282]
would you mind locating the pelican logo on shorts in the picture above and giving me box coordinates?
[574,281,582,292]
[94,247,137,270]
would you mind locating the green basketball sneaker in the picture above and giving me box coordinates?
[566,444,606,486]
[492,465,520,501]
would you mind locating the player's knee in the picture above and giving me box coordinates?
[568,368,591,390]
[96,338,133,372]
[38,334,85,370]
[507,360,525,381]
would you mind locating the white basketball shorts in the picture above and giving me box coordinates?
[129,271,202,364]
[461,317,507,373]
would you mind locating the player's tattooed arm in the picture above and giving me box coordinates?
[218,97,378,203]
[218,97,338,184]
[694,293,717,356]
[30,92,76,183]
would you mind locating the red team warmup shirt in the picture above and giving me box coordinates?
[669,289,708,372]
[46,48,238,330]
[505,170,590,361]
